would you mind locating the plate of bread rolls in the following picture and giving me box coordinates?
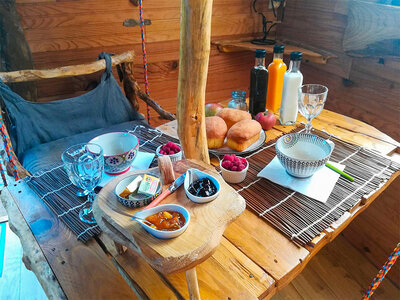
[206,108,266,155]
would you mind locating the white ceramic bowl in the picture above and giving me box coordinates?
[114,173,162,208]
[276,133,335,178]
[184,168,220,203]
[156,145,183,162]
[89,132,139,175]
[134,204,190,239]
[219,160,249,184]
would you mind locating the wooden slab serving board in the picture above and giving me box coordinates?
[93,159,246,274]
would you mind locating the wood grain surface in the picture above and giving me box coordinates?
[93,159,246,274]
[4,181,136,300]
[343,0,400,52]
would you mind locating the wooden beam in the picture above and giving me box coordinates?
[0,51,135,83]
[176,0,212,164]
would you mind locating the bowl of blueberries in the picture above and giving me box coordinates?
[184,168,220,203]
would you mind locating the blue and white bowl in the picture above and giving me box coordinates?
[276,133,334,178]
[134,204,190,239]
[89,132,139,175]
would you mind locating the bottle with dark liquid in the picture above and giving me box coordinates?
[249,49,268,116]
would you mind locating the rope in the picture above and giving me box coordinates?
[138,0,151,125]
[363,243,400,299]
[0,115,19,180]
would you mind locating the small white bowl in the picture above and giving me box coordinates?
[114,174,162,208]
[220,160,249,184]
[134,204,190,239]
[156,145,183,162]
[184,168,220,203]
[89,132,139,175]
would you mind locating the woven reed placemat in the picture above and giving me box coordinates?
[25,125,179,242]
[215,126,400,246]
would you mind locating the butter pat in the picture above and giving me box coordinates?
[119,175,142,199]
[138,174,160,197]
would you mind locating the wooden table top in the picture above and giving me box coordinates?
[2,109,399,299]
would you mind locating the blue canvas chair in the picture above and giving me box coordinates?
[0,51,175,176]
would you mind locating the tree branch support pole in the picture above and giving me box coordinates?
[185,267,201,300]
[176,0,213,164]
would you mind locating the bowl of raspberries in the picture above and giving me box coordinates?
[220,154,248,183]
[156,141,183,162]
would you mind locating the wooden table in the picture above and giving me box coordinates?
[1,109,399,299]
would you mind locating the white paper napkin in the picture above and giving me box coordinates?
[257,156,345,203]
[99,151,155,187]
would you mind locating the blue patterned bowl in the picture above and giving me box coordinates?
[89,132,139,175]
[276,133,334,178]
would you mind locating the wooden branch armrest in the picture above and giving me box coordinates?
[0,51,135,83]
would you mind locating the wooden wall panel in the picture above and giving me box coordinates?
[277,0,400,141]
[15,0,271,127]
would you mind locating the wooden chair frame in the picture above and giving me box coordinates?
[0,50,175,178]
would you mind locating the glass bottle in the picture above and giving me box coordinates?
[280,52,303,125]
[266,45,287,112]
[249,49,268,116]
[228,90,247,111]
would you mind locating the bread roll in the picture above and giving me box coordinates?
[217,108,251,129]
[205,116,228,148]
[226,120,261,151]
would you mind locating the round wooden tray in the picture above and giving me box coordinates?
[92,159,246,274]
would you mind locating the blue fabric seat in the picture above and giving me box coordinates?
[22,120,148,174]
[0,52,144,160]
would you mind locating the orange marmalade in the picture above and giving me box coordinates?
[145,211,185,231]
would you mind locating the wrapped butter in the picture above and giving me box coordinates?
[138,174,160,197]
[119,175,142,199]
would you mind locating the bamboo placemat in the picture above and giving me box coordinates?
[215,126,400,246]
[24,124,179,242]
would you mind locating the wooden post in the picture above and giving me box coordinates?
[176,0,213,164]
[185,267,201,300]
[0,0,37,101]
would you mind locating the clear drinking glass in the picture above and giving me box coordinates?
[62,143,104,224]
[298,84,328,134]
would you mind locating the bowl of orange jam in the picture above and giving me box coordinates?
[134,204,190,239]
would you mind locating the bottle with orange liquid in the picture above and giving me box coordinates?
[266,45,287,112]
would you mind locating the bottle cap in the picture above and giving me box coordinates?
[290,51,302,61]
[273,44,285,54]
[255,49,266,58]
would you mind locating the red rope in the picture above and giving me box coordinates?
[138,0,151,125]
[363,242,400,299]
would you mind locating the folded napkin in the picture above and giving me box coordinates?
[257,156,345,203]
[99,151,155,187]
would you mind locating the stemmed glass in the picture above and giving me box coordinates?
[298,84,328,134]
[62,143,104,224]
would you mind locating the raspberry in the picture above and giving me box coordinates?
[221,160,232,170]
[223,154,233,162]
[237,163,245,171]
[169,151,175,155]
[231,166,238,171]
[240,158,247,165]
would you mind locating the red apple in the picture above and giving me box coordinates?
[205,103,223,117]
[255,111,276,130]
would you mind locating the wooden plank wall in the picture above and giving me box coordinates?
[14,0,272,127]
[277,0,400,141]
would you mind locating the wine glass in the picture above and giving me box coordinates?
[62,143,104,224]
[298,84,328,134]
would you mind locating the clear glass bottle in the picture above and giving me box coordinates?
[228,90,247,111]
[279,52,303,125]
[249,49,268,116]
[266,45,287,112]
